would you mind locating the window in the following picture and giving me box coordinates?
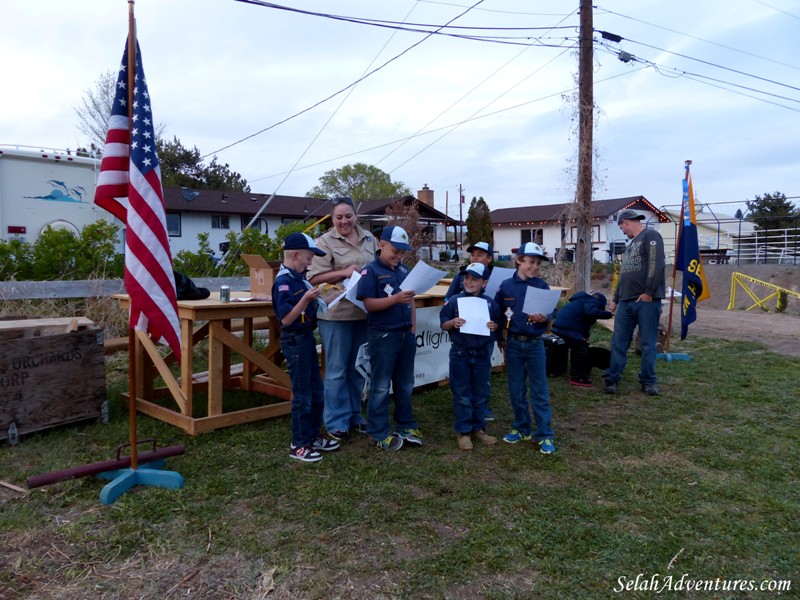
[569,224,601,243]
[211,215,229,229]
[166,212,181,237]
[521,228,543,245]
[241,215,268,234]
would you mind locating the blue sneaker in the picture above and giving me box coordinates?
[538,438,556,454]
[503,429,532,444]
[397,428,423,447]
[376,434,404,451]
[484,410,496,422]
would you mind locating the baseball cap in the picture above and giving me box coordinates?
[464,263,489,280]
[466,241,493,255]
[617,209,645,223]
[517,242,549,260]
[283,232,326,256]
[380,225,413,251]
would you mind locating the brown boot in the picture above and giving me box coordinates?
[472,430,497,445]
[457,434,473,451]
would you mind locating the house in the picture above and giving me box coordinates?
[490,196,670,263]
[657,206,756,263]
[162,184,460,258]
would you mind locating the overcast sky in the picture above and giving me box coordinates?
[2,0,798,219]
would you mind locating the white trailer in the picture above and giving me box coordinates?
[0,145,119,244]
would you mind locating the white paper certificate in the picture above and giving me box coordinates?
[400,261,448,294]
[484,266,516,299]
[522,286,561,316]
[339,271,366,312]
[456,296,491,336]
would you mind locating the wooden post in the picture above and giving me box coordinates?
[575,0,594,291]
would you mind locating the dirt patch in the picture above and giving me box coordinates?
[593,263,800,357]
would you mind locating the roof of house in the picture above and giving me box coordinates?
[358,195,460,225]
[163,187,330,219]
[490,196,670,226]
[163,188,460,224]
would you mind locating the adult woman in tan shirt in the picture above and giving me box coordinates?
[308,197,378,440]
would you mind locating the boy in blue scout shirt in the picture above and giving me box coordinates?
[445,241,494,299]
[551,290,613,387]
[439,263,502,451]
[495,242,557,454]
[356,226,422,451]
[272,233,341,463]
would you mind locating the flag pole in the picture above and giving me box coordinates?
[657,160,692,362]
[126,0,139,472]
[663,160,690,354]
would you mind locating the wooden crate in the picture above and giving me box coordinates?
[0,318,106,442]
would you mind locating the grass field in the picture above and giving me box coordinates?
[1,333,798,599]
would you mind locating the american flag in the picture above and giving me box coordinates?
[95,38,181,360]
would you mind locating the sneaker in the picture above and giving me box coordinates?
[397,429,423,447]
[376,434,404,451]
[641,383,660,396]
[457,434,473,451]
[538,438,557,454]
[603,379,617,394]
[328,430,350,442]
[503,429,532,444]
[569,377,593,387]
[289,445,323,463]
[312,436,340,452]
[353,421,368,434]
[484,410,496,422]
[472,430,497,445]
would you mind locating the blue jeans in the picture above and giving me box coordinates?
[605,300,662,385]
[449,345,491,434]
[319,319,368,432]
[366,329,418,442]
[280,330,324,448]
[505,337,554,441]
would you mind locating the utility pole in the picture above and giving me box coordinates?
[458,183,464,255]
[574,0,594,291]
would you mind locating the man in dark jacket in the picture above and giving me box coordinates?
[551,291,612,386]
[604,210,666,396]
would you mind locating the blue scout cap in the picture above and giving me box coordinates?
[380,225,413,251]
[517,242,548,260]
[464,263,489,280]
[466,241,493,255]
[283,232,326,256]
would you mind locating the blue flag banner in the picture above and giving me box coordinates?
[675,164,709,340]
[676,213,702,339]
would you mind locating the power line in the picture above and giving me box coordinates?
[594,5,800,72]
[249,66,648,183]
[595,43,800,112]
[207,0,561,160]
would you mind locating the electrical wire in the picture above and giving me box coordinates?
[204,0,491,160]
[595,42,800,112]
[248,65,649,183]
[374,8,579,167]
[594,5,800,72]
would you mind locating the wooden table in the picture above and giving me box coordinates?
[115,292,292,435]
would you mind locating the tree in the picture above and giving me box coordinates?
[74,70,117,150]
[385,199,431,267]
[464,196,493,248]
[734,208,744,220]
[745,192,797,230]
[307,163,411,202]
[157,136,250,192]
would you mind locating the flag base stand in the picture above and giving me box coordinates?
[96,461,184,505]
[656,352,692,362]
